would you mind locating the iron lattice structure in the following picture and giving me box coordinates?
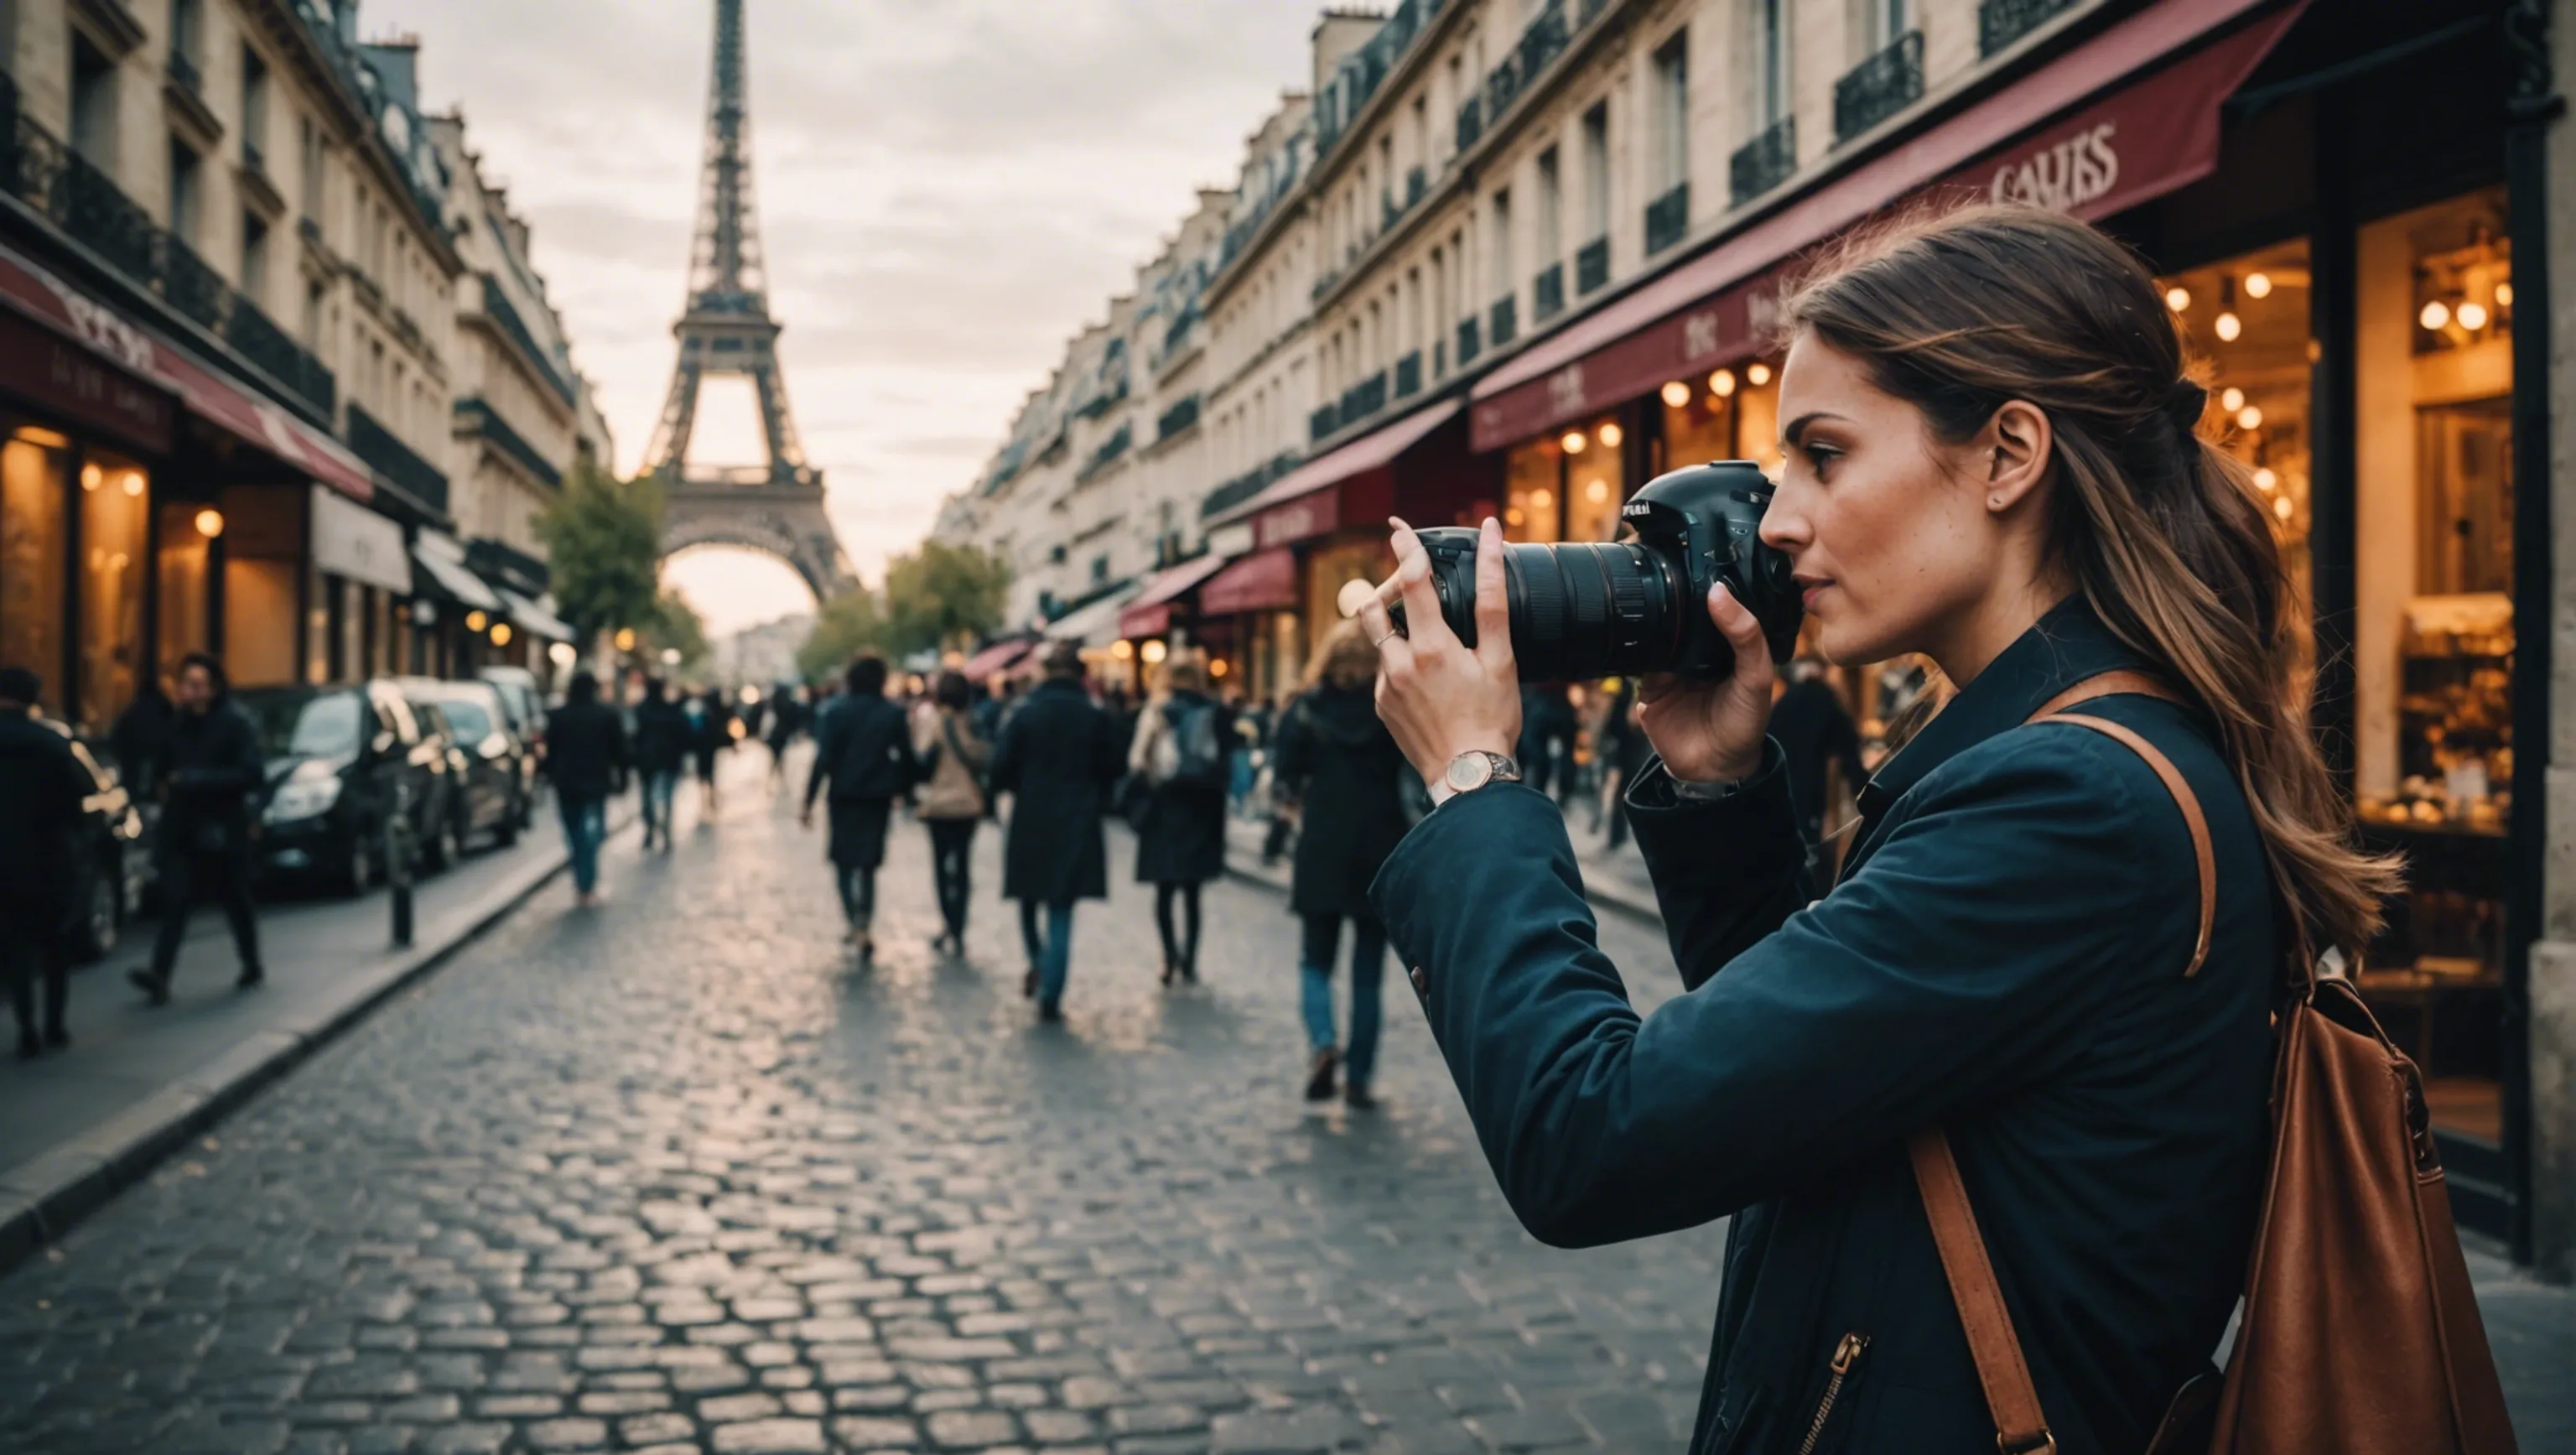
[647,0,855,600]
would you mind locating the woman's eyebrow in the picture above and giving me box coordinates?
[1780,411,1851,446]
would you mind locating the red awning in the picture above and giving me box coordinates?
[1468,0,2306,451]
[1197,548,1299,616]
[1213,399,1458,541]
[0,238,374,499]
[1115,551,1235,638]
[958,637,1037,680]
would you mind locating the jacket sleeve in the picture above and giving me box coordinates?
[803,709,837,809]
[1371,730,2190,1250]
[1273,702,1312,797]
[1623,744,1813,992]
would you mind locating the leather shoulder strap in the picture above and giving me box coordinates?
[1914,669,2219,1455]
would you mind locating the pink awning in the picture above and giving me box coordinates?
[1197,548,1299,616]
[1467,0,2306,450]
[958,637,1036,680]
[1211,399,1459,537]
[0,238,373,498]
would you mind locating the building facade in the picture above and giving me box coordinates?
[937,0,2576,1273]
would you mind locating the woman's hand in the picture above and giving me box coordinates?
[1635,585,1776,783]
[1357,516,1522,788]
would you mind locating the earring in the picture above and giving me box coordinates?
[1988,496,2004,510]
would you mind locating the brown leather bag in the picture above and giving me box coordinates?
[1907,672,2520,1455]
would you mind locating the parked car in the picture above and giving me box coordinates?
[420,678,534,834]
[238,682,452,895]
[477,666,545,824]
[38,717,153,962]
[398,683,521,861]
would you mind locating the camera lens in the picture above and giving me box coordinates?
[1416,533,1679,683]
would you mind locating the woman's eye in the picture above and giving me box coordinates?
[1804,444,1841,478]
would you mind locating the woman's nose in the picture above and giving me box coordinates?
[1758,491,1810,552]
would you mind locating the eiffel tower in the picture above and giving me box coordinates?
[647,0,854,600]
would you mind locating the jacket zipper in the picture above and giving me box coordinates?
[1794,1332,1870,1455]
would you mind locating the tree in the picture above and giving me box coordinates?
[534,464,664,651]
[641,590,709,673]
[879,541,1011,657]
[797,586,885,683]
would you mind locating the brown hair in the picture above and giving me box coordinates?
[1304,619,1379,694]
[1784,203,2397,960]
[1156,652,1208,698]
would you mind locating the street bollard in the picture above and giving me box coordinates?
[387,784,416,948]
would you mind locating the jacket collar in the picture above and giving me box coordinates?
[1853,596,2152,824]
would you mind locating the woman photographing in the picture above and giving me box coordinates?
[1353,207,2399,1454]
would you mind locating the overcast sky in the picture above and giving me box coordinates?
[368,0,1321,636]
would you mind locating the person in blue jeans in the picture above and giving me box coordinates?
[988,643,1122,1021]
[542,670,627,906]
[631,678,690,851]
[1272,621,1410,1108]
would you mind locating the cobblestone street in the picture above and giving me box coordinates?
[0,764,1726,1454]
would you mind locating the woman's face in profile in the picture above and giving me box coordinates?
[1759,331,2002,668]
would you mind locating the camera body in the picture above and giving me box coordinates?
[1405,460,1801,682]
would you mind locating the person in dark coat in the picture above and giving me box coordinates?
[543,671,628,906]
[989,642,1123,1021]
[1596,678,1655,851]
[0,668,91,1055]
[1771,653,1868,853]
[108,677,174,798]
[1273,621,1410,1108]
[764,684,804,789]
[134,652,265,1003]
[631,678,690,851]
[689,688,733,813]
[1126,654,1230,985]
[802,655,917,963]
[1350,209,2393,1454]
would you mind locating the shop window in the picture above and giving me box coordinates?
[1,430,68,694]
[1564,417,1626,542]
[1504,434,1561,543]
[1659,372,1737,474]
[77,451,149,730]
[157,498,215,680]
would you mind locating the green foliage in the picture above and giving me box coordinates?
[880,542,1012,657]
[533,465,664,649]
[797,586,885,683]
[641,590,709,671]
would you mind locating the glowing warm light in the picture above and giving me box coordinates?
[1140,640,1168,666]
[548,642,577,668]
[465,610,489,633]
[1597,422,1623,449]
[2220,387,2245,413]
[2495,281,2514,307]
[613,627,637,652]
[2164,286,2190,312]
[2419,299,2451,331]
[2244,272,2272,299]
[1660,381,1690,408]
[740,685,761,704]
[2236,405,2262,431]
[1109,639,1134,660]
[1530,487,1554,510]
[1709,368,1737,397]
[2456,301,2489,331]
[13,425,70,449]
[489,622,513,647]
[1584,479,1610,504]
[2253,468,2278,492]
[2274,495,2293,522]
[2213,312,2241,342]
[1746,362,1773,387]
[659,647,680,666]
[1208,658,1228,678]
[1561,431,1587,455]
[194,507,225,538]
[80,463,102,491]
[1504,507,1525,526]
[121,471,143,496]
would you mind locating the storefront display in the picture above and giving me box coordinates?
[75,451,150,729]
[1,428,67,697]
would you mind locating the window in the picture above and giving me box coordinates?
[169,0,201,66]
[300,115,323,217]
[1581,104,1611,240]
[1491,188,1514,291]
[0,431,67,699]
[1863,0,1910,51]
[1536,148,1562,265]
[241,46,268,167]
[169,138,202,242]
[242,211,268,300]
[1755,0,1789,126]
[78,450,149,730]
[70,37,116,163]
[1654,33,1690,190]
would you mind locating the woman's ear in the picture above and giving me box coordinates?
[1981,400,2053,514]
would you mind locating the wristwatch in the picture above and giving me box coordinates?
[1433,749,1522,806]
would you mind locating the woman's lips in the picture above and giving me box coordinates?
[1799,579,1832,610]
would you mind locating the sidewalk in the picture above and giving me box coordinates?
[1223,799,2573,1446]
[0,795,636,1275]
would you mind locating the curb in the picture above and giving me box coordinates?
[0,811,637,1279]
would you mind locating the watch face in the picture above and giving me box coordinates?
[1445,753,1491,792]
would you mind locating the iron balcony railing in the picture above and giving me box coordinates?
[1312,0,1446,158]
[1201,451,1301,519]
[1489,295,1518,350]
[1076,422,1132,483]
[1339,370,1389,429]
[166,48,203,96]
[1457,316,1482,367]
[454,396,563,490]
[1310,403,1338,443]
[1405,165,1427,209]
[1156,392,1201,441]
[1730,116,1797,205]
[1980,0,2080,55]
[242,139,264,175]
[478,275,578,406]
[1533,262,1566,322]
[346,403,448,514]
[1576,236,1610,295]
[1835,31,1924,143]
[0,84,334,420]
[1456,95,1483,152]
[1645,184,1690,256]
[1394,350,1423,399]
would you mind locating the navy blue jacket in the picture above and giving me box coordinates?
[1374,602,2276,1455]
[804,693,917,806]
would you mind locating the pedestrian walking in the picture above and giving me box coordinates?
[989,642,1123,1021]
[764,683,803,790]
[0,667,90,1055]
[1273,621,1409,1109]
[132,652,264,1004]
[1126,654,1230,986]
[802,655,917,963]
[108,676,174,798]
[1517,683,1575,799]
[689,687,732,815]
[631,677,689,850]
[1351,206,2466,1452]
[912,670,989,956]
[1597,678,1653,851]
[543,671,627,906]
[1772,653,1869,856]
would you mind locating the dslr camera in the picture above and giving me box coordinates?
[1398,460,1803,682]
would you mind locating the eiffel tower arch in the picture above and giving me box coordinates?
[647,0,854,603]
